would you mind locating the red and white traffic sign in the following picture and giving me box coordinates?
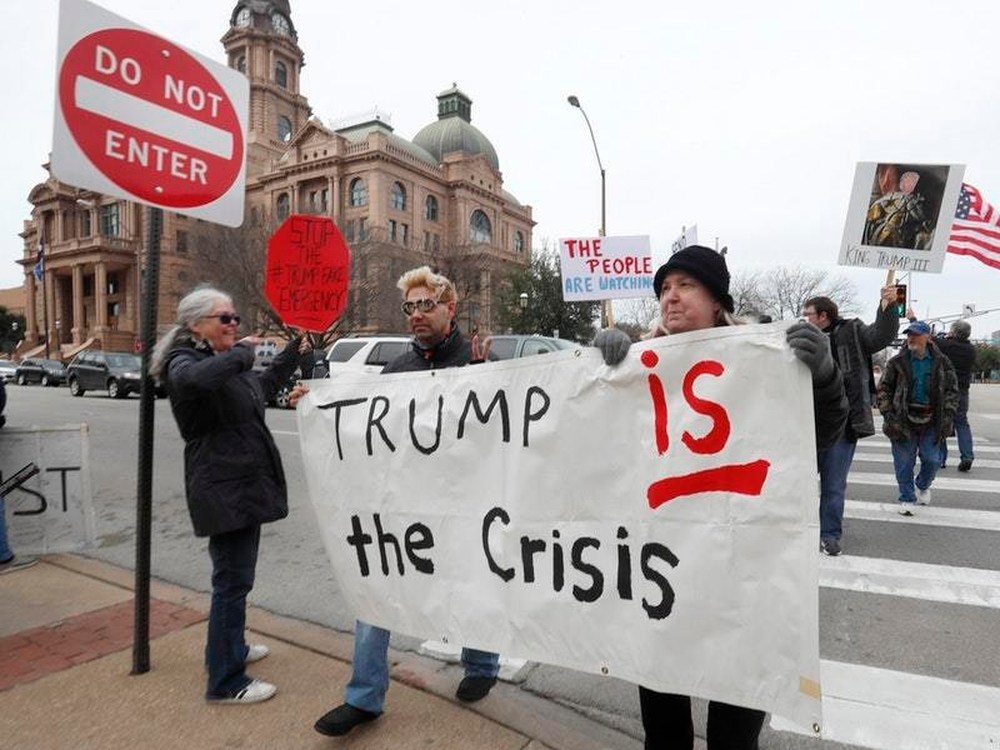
[51,0,248,226]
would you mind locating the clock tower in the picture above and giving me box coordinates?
[222,1,311,176]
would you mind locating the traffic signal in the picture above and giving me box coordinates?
[894,284,907,318]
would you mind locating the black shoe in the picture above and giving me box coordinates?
[456,675,497,703]
[314,703,380,737]
[820,538,841,557]
[958,459,973,472]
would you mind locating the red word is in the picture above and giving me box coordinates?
[640,350,770,510]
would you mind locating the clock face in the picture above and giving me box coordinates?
[271,12,290,36]
[235,7,251,27]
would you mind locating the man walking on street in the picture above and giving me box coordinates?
[878,321,959,515]
[935,320,976,472]
[803,285,899,556]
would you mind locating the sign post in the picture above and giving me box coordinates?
[50,0,249,674]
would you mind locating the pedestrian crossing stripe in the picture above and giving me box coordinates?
[771,660,1000,747]
[862,440,1000,454]
[819,553,1000,609]
[854,452,1000,469]
[845,500,1000,532]
[848,471,1000,493]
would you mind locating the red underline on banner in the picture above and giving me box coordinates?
[647,459,771,509]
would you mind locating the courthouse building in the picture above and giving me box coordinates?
[16,0,533,358]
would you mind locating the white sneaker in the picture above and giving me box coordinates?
[916,487,932,505]
[246,643,270,664]
[898,503,916,516]
[207,679,277,705]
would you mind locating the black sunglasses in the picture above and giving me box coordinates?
[205,313,241,325]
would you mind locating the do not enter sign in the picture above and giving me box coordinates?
[266,215,352,332]
[51,0,248,226]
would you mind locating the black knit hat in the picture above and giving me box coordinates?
[652,245,735,313]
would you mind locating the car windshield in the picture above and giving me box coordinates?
[107,354,141,369]
[42,360,66,370]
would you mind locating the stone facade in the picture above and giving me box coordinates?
[15,0,532,359]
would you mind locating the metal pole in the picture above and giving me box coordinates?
[40,228,50,361]
[132,206,162,675]
[567,96,612,328]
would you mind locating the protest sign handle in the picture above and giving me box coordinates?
[885,269,895,286]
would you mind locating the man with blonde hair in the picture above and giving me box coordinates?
[313,265,499,738]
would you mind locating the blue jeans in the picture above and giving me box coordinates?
[890,425,941,503]
[940,390,974,465]
[345,620,499,713]
[205,524,260,698]
[0,496,12,562]
[817,436,857,541]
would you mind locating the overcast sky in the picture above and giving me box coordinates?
[5,0,1000,338]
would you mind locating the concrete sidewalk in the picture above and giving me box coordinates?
[0,555,641,750]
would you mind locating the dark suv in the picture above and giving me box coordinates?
[15,358,67,386]
[67,351,144,398]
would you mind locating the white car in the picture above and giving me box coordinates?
[325,335,412,377]
[0,360,16,383]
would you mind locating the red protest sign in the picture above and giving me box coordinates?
[265,215,351,332]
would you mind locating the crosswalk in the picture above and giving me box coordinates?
[770,430,1000,748]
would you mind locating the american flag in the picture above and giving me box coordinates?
[33,235,44,281]
[947,182,1000,270]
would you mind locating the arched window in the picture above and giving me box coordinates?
[425,195,439,221]
[276,193,290,220]
[236,55,247,74]
[349,178,368,207]
[513,231,524,254]
[275,61,287,88]
[277,115,292,143]
[390,182,406,211]
[470,210,492,244]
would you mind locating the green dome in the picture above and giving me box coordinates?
[412,85,499,172]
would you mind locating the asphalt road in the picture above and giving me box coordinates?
[4,380,999,748]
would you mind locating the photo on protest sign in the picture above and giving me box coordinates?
[839,161,964,274]
[298,324,822,729]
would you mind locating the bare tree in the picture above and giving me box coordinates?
[754,266,860,320]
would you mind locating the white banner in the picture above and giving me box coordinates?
[1,425,95,554]
[558,235,653,301]
[671,224,698,254]
[298,325,822,728]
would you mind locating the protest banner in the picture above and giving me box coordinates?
[1,425,95,554]
[298,324,823,730]
[559,235,653,301]
[839,162,965,274]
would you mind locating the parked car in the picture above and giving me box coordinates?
[325,335,412,377]
[0,359,17,383]
[15,358,67,386]
[67,351,145,398]
[485,334,579,360]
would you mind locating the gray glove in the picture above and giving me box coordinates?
[593,328,631,366]
[786,321,834,383]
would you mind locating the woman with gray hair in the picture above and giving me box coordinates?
[153,286,308,704]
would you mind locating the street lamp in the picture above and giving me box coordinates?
[567,94,612,328]
[517,292,528,335]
